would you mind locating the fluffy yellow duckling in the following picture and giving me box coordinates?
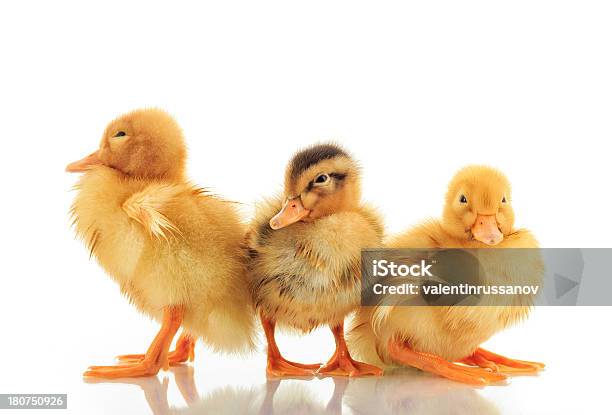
[67,108,255,378]
[348,165,544,385]
[248,143,384,377]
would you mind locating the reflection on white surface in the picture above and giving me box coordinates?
[1,302,610,415]
[344,370,500,415]
[84,365,501,415]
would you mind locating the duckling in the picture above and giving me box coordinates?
[248,143,384,377]
[348,165,544,385]
[67,108,255,378]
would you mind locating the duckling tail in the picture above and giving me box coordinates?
[203,294,258,355]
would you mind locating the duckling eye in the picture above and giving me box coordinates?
[315,174,329,184]
[459,195,467,204]
[502,196,507,203]
[114,131,126,137]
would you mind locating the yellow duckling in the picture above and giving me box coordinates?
[67,108,255,378]
[348,165,544,385]
[248,143,384,377]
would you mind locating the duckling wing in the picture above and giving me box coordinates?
[122,183,185,241]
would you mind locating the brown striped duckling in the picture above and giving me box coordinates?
[248,143,384,377]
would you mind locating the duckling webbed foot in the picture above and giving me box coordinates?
[84,306,183,379]
[387,339,507,385]
[261,314,321,377]
[117,332,195,366]
[267,356,322,377]
[460,347,544,374]
[317,323,383,377]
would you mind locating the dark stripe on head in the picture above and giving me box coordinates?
[289,144,348,181]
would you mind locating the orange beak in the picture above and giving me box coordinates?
[471,214,503,245]
[269,197,311,230]
[66,151,103,173]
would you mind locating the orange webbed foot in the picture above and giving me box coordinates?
[117,333,195,366]
[387,340,507,386]
[84,306,184,379]
[83,361,162,379]
[317,322,383,377]
[260,314,321,378]
[266,356,321,377]
[316,353,383,377]
[462,347,545,374]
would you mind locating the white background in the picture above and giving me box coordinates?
[1,1,611,414]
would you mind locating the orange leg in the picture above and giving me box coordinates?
[460,347,545,374]
[84,306,183,379]
[317,322,383,377]
[387,339,507,386]
[117,332,196,366]
[261,313,321,377]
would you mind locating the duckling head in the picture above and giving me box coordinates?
[269,143,361,230]
[442,165,515,246]
[66,108,186,180]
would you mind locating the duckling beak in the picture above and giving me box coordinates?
[66,151,102,173]
[471,215,503,245]
[269,197,311,230]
